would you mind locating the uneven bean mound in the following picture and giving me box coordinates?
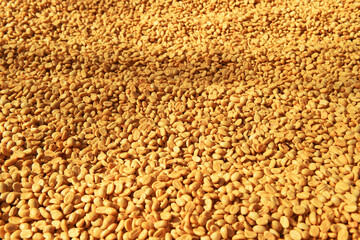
[1,0,360,239]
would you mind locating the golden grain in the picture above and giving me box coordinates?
[0,0,359,239]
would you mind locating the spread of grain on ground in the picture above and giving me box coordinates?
[0,0,360,240]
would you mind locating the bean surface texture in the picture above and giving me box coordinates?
[0,0,360,239]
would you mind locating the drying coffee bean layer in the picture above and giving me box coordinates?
[0,0,360,239]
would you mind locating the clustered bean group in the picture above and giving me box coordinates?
[0,0,360,239]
